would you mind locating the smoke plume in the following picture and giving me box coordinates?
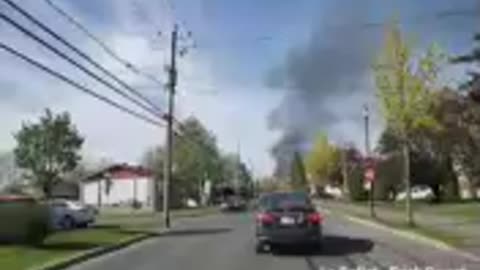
[267,0,480,178]
[268,0,376,177]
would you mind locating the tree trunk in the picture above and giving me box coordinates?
[444,155,459,201]
[431,184,441,203]
[42,184,52,199]
[341,149,349,199]
[403,142,414,226]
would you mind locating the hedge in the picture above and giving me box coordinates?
[0,197,51,245]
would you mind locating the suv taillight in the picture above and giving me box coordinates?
[307,212,323,224]
[256,213,275,225]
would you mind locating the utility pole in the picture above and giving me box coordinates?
[163,24,178,229]
[234,141,240,194]
[363,104,375,218]
[341,146,349,199]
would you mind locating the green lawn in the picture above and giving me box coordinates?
[0,207,218,270]
[418,202,480,221]
[0,229,142,270]
[358,200,480,221]
[327,200,479,247]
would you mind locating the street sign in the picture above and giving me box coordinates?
[364,157,375,169]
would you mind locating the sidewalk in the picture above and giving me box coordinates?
[319,199,480,256]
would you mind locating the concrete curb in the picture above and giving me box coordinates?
[29,208,220,270]
[30,233,157,270]
[329,209,480,263]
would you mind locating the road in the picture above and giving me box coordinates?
[69,211,478,270]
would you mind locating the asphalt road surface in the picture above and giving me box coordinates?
[69,210,478,270]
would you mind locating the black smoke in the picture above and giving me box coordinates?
[267,0,480,178]
[268,0,377,177]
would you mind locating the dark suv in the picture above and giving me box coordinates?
[254,191,323,253]
[220,195,247,212]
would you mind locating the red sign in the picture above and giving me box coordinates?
[364,168,375,182]
[364,157,375,169]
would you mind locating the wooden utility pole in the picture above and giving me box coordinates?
[341,147,349,198]
[163,24,178,228]
[363,104,376,218]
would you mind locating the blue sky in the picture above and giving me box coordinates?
[0,0,478,176]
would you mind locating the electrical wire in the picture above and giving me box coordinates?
[1,0,166,118]
[15,0,206,150]
[43,0,165,87]
[2,0,228,162]
[0,42,164,127]
[0,11,167,121]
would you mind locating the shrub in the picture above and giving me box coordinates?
[347,165,368,201]
[0,196,51,245]
[375,154,403,200]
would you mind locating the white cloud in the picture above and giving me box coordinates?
[0,0,278,177]
[176,52,282,177]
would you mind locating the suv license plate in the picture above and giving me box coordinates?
[280,216,295,225]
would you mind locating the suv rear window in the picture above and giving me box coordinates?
[260,192,311,211]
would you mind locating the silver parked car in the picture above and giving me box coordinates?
[48,199,97,229]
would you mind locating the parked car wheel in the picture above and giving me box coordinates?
[77,222,89,228]
[60,216,75,230]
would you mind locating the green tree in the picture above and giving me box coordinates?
[142,146,164,181]
[376,88,473,202]
[143,117,224,204]
[452,33,480,94]
[220,154,239,184]
[219,153,253,194]
[290,151,307,190]
[305,133,340,186]
[173,117,223,199]
[142,146,181,208]
[14,109,84,198]
[451,33,480,199]
[373,23,444,225]
[342,146,367,201]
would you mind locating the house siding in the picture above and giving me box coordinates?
[81,177,153,208]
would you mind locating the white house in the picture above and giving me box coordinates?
[81,164,154,208]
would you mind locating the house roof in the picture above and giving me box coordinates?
[0,194,36,203]
[83,163,153,182]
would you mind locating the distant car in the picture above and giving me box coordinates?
[48,199,96,229]
[254,191,323,253]
[186,198,199,208]
[220,195,247,212]
[396,185,434,201]
[324,185,343,199]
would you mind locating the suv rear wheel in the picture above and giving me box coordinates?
[255,240,268,254]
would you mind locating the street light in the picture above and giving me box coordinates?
[363,104,376,218]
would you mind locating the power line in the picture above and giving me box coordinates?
[1,0,166,119]
[43,0,165,87]
[0,10,166,121]
[0,42,164,127]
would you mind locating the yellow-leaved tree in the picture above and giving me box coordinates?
[373,22,444,226]
[305,133,340,187]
